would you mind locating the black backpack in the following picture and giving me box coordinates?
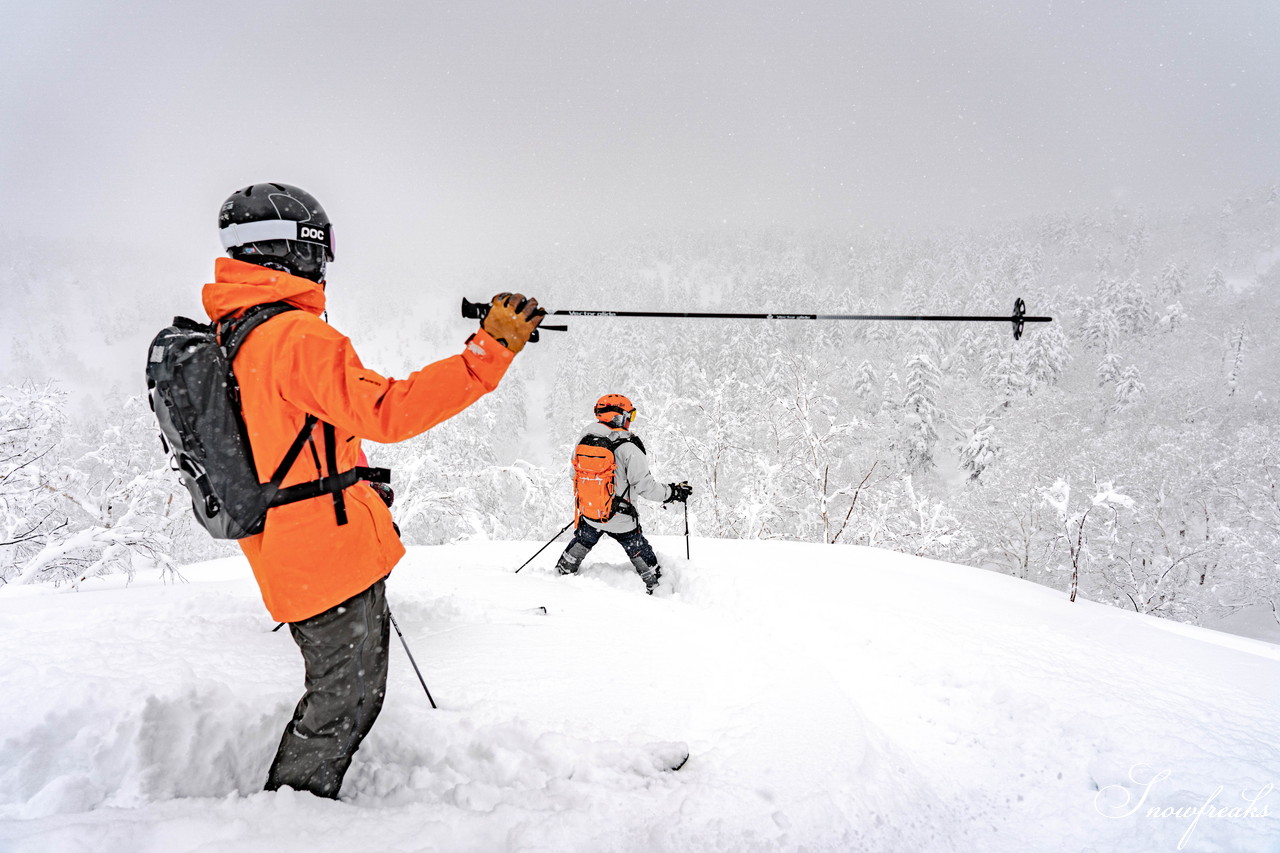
[145,302,389,540]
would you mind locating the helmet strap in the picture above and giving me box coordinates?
[258,260,294,275]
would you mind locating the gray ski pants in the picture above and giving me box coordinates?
[265,578,390,799]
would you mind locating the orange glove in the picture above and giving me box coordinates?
[481,292,544,354]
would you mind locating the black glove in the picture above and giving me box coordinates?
[370,481,395,508]
[665,482,692,504]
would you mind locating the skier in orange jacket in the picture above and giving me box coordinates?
[206,182,542,799]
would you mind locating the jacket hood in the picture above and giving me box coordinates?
[202,257,327,322]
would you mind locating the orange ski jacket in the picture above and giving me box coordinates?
[202,258,514,622]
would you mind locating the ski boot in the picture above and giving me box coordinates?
[556,541,590,576]
[637,563,662,595]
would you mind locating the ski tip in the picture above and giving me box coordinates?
[648,740,690,772]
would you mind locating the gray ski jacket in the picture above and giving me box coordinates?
[576,421,672,534]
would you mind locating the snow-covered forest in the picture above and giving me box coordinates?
[3,187,1279,637]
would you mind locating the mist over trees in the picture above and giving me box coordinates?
[3,187,1278,634]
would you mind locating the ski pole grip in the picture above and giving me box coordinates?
[463,297,568,338]
[461,297,489,321]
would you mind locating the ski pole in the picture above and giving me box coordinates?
[389,608,437,710]
[683,501,690,560]
[514,519,576,574]
[463,297,1051,340]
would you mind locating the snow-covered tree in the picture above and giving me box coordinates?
[4,392,183,587]
[1110,274,1154,335]
[1044,480,1134,603]
[1025,324,1070,391]
[1110,365,1145,416]
[1205,267,1227,295]
[958,418,999,481]
[900,476,968,557]
[1123,225,1149,269]
[982,345,1028,402]
[0,383,67,584]
[1096,352,1123,387]
[1155,261,1186,301]
[1078,299,1120,353]
[852,360,879,409]
[1224,326,1247,397]
[901,353,942,473]
[880,370,903,420]
[1157,302,1188,334]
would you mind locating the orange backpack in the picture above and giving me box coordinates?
[572,434,639,522]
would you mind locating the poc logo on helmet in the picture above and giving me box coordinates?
[299,225,326,242]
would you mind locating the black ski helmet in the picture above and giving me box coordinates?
[218,183,334,283]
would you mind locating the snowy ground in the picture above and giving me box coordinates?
[1,538,1277,853]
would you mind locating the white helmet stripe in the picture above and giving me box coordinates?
[220,219,334,259]
[219,219,302,249]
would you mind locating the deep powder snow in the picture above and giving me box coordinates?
[1,538,1276,852]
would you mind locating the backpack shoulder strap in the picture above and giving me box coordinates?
[577,432,645,454]
[602,432,646,456]
[218,302,299,361]
[577,433,614,451]
[604,433,644,511]
[260,414,321,508]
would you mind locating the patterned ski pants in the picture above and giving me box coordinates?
[555,521,660,586]
[265,578,390,799]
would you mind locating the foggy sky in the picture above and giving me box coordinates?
[2,0,1277,283]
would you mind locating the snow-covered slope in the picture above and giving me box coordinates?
[1,539,1276,852]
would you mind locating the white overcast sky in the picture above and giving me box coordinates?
[2,0,1277,282]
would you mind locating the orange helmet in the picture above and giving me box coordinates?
[594,394,636,430]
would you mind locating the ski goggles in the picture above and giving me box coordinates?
[219,219,336,261]
[596,404,637,426]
